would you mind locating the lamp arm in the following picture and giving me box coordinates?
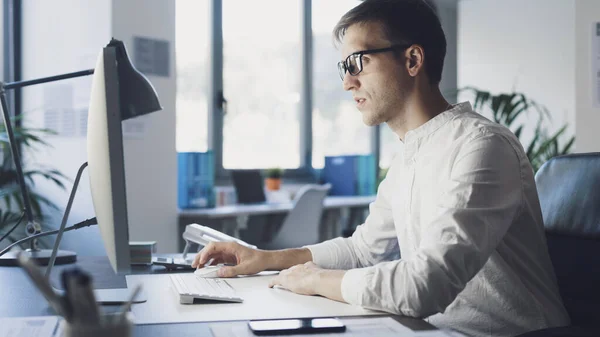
[0,68,95,235]
[4,69,94,90]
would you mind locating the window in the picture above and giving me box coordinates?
[21,0,110,167]
[222,0,303,169]
[311,0,369,169]
[0,3,4,82]
[176,0,210,153]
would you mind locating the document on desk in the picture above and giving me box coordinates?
[210,317,462,337]
[126,273,384,324]
[0,316,63,337]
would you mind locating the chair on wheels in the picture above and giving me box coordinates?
[516,153,600,337]
[262,184,331,250]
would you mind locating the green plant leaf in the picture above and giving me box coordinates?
[1,119,66,237]
[461,86,574,172]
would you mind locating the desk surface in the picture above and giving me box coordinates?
[0,255,434,336]
[179,195,376,219]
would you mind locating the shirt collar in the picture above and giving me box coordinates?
[404,101,473,145]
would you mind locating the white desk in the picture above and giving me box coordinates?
[126,272,384,324]
[178,195,375,249]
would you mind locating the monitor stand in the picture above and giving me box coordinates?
[94,288,147,305]
[51,285,147,305]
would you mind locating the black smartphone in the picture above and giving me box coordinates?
[248,318,346,335]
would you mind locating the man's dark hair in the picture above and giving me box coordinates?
[334,0,446,85]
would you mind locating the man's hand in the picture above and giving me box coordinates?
[268,262,347,302]
[192,242,269,277]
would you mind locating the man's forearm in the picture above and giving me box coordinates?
[265,248,313,270]
[315,269,346,303]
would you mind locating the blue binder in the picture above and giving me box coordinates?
[177,151,215,208]
[323,155,375,196]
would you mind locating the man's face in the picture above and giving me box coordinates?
[340,22,411,126]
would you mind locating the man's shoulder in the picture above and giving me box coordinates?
[450,109,520,146]
[443,111,528,168]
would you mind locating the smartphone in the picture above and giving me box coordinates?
[248,318,346,335]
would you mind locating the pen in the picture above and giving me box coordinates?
[16,252,69,319]
[66,273,82,324]
[68,269,100,325]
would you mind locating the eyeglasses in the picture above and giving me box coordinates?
[337,44,411,81]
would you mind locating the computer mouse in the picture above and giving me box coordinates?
[194,265,223,278]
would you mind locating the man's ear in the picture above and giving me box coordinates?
[405,45,424,77]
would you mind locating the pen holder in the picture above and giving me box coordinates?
[63,313,132,337]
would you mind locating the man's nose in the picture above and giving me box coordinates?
[342,72,359,91]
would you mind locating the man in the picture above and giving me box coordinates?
[192,0,570,336]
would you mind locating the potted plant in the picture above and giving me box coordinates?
[264,168,284,191]
[0,115,68,249]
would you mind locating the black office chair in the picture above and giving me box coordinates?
[516,153,600,337]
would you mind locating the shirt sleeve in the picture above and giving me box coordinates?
[340,132,524,317]
[304,163,400,270]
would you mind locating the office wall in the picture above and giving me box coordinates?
[458,0,576,148]
[112,0,178,253]
[575,0,600,152]
[18,1,177,255]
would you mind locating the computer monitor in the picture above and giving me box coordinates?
[85,39,161,303]
[231,170,267,204]
[87,42,131,275]
[87,39,161,274]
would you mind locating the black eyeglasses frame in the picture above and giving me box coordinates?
[337,44,412,80]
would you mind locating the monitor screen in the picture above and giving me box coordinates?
[231,170,267,204]
[86,44,131,274]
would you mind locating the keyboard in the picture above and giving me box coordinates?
[169,274,243,304]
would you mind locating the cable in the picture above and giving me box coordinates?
[0,210,26,244]
[0,217,97,257]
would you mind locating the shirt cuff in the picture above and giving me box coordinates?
[303,237,347,269]
[340,266,373,306]
[304,243,333,268]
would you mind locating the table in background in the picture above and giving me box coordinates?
[0,255,435,337]
[178,195,376,250]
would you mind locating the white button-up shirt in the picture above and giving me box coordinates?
[306,102,570,337]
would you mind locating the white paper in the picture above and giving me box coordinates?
[125,273,384,324]
[593,22,600,107]
[0,316,63,337]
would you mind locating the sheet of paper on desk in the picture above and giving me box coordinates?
[0,316,63,337]
[211,317,461,337]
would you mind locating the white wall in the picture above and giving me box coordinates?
[458,0,576,147]
[575,0,600,152]
[112,0,178,253]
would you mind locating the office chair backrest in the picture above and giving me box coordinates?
[264,184,331,250]
[535,153,600,327]
[231,170,267,204]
